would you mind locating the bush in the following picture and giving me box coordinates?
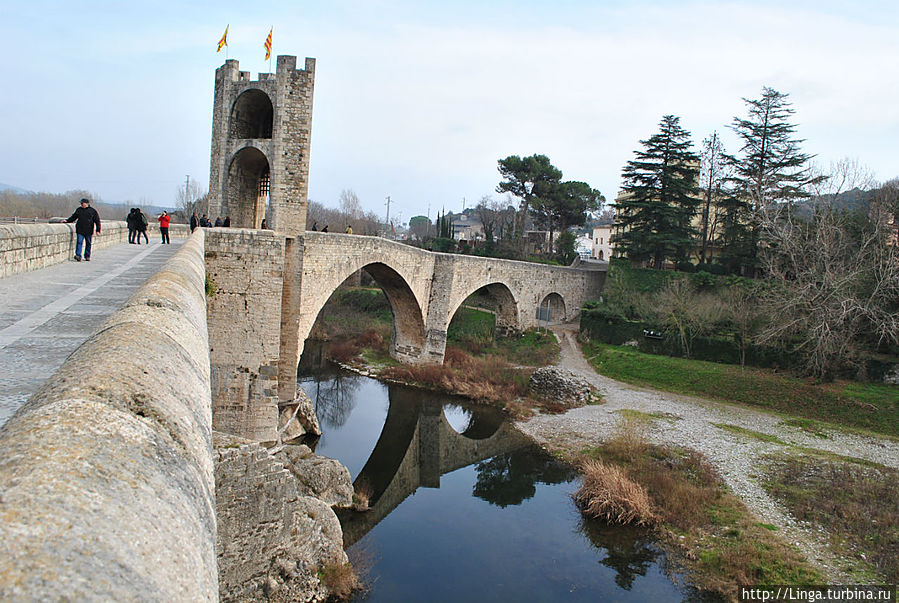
[675,260,696,272]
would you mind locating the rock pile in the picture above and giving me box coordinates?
[529,366,596,408]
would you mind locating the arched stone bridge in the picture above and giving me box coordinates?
[205,229,606,441]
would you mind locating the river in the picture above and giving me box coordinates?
[298,346,713,602]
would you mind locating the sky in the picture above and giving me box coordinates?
[2,0,898,225]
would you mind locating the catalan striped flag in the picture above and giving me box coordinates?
[264,28,273,60]
[217,25,229,52]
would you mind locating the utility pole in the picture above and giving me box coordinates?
[385,196,391,238]
[184,175,190,210]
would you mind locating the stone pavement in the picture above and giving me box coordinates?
[0,240,184,428]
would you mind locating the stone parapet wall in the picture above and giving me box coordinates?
[0,229,217,601]
[0,221,192,278]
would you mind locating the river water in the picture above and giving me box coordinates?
[298,349,709,602]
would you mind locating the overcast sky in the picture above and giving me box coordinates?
[2,0,897,224]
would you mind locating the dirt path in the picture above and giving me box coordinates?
[516,324,899,582]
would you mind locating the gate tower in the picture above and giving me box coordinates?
[208,55,315,236]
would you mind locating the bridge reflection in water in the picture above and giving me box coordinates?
[298,348,714,602]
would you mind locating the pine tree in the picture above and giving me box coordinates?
[724,87,822,273]
[614,115,699,269]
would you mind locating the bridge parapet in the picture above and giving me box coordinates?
[0,221,191,278]
[0,229,216,600]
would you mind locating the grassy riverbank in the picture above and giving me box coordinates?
[581,340,899,438]
[577,418,821,600]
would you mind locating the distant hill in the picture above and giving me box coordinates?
[0,182,31,194]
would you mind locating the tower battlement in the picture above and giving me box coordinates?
[208,55,316,236]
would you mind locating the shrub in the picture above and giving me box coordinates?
[574,459,655,526]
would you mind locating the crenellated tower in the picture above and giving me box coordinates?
[208,55,315,236]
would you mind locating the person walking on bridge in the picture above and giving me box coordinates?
[157,211,171,244]
[66,198,101,261]
[135,208,149,244]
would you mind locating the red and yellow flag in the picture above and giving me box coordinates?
[217,25,229,52]
[264,28,273,60]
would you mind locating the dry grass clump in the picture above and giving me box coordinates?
[352,479,373,512]
[327,340,361,364]
[318,561,358,600]
[574,458,655,526]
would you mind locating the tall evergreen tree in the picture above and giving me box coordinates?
[614,115,699,269]
[724,87,822,273]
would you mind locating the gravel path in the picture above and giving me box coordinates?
[516,324,899,582]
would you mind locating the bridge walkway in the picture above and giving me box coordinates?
[0,240,184,428]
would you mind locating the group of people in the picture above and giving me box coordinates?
[310,221,353,234]
[126,208,172,244]
[189,213,230,232]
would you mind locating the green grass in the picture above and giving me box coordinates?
[713,424,788,445]
[617,409,681,423]
[447,306,496,345]
[582,340,899,437]
[762,452,899,582]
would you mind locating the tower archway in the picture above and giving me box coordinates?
[229,89,273,139]
[225,146,270,228]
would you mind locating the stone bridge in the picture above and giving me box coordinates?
[205,228,605,442]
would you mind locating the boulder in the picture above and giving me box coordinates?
[276,445,354,508]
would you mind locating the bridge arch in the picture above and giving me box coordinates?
[446,281,520,339]
[225,146,270,229]
[299,260,427,368]
[229,88,273,139]
[537,292,566,323]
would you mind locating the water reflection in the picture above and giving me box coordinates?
[473,448,576,508]
[298,342,709,602]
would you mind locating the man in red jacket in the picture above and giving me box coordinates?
[157,211,171,244]
[66,198,101,261]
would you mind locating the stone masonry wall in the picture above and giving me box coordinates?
[0,221,191,278]
[0,229,216,601]
[206,228,286,442]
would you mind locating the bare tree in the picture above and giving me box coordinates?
[339,189,362,229]
[755,175,899,379]
[652,279,723,358]
[698,132,730,264]
[176,180,207,218]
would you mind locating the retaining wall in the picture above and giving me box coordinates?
[0,221,193,278]
[0,228,217,601]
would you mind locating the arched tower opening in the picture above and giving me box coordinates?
[229,89,273,139]
[537,292,566,324]
[226,147,270,228]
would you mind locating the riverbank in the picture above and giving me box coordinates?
[517,324,899,591]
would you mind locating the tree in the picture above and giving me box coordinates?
[755,186,899,380]
[698,131,730,265]
[615,115,700,269]
[725,87,823,273]
[496,154,563,256]
[531,180,604,256]
[652,279,722,359]
[408,215,430,240]
[339,189,362,229]
[176,180,207,217]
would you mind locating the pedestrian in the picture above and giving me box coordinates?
[311,221,318,231]
[127,208,139,244]
[157,211,171,244]
[200,214,210,227]
[190,212,199,233]
[345,225,353,234]
[214,216,223,227]
[65,198,101,261]
[135,208,149,244]
[223,216,231,227]
[321,224,329,232]
[261,219,268,229]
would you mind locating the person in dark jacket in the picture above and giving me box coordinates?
[135,208,149,244]
[66,198,101,261]
[127,208,139,243]
[223,216,231,227]
[190,212,199,232]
